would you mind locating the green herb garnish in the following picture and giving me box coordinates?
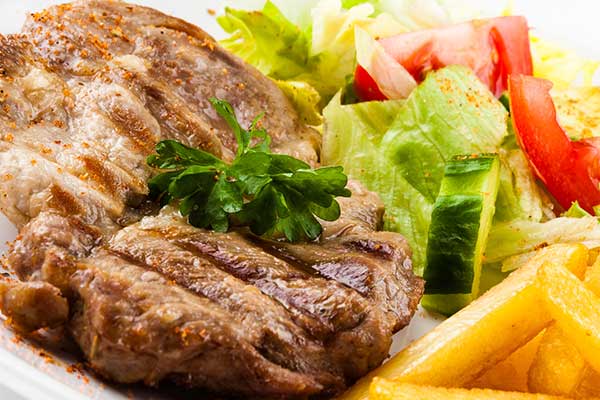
[147,98,351,242]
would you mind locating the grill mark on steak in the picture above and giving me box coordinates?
[24,0,320,164]
[113,211,370,342]
[0,0,323,228]
[0,138,127,228]
[2,127,149,214]
[104,208,413,385]
[47,184,85,217]
[167,236,367,339]
[106,227,345,390]
[97,94,158,154]
[139,79,227,160]
[69,254,326,396]
[79,156,130,197]
[263,232,421,332]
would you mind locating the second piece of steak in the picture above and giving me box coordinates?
[0,0,424,398]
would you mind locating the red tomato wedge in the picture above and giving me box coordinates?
[355,16,533,101]
[355,63,387,101]
[509,75,600,214]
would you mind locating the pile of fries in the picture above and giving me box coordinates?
[340,244,600,399]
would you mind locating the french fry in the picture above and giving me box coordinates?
[536,259,600,376]
[528,322,586,395]
[528,259,600,395]
[585,258,600,294]
[369,378,583,400]
[338,244,588,400]
[467,332,543,392]
[574,368,600,398]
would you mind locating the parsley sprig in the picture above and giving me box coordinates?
[147,98,351,242]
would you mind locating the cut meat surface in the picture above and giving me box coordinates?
[71,253,328,396]
[0,0,320,229]
[0,1,424,398]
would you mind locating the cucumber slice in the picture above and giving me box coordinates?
[422,154,501,316]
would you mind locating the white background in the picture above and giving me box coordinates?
[0,0,598,398]
[0,0,599,57]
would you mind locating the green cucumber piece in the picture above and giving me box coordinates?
[422,154,501,316]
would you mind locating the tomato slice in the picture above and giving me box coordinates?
[355,65,387,102]
[509,75,600,213]
[355,16,532,100]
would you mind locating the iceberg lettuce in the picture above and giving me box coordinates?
[494,147,555,223]
[321,63,600,282]
[322,66,508,273]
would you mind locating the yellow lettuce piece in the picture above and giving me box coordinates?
[552,86,600,139]
[531,35,600,89]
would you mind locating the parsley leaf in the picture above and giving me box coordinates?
[147,98,351,242]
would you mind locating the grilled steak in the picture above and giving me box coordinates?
[0,1,424,398]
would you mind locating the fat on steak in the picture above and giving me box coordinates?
[0,1,424,398]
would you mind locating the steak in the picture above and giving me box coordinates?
[0,1,424,398]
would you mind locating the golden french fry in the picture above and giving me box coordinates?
[585,259,600,293]
[528,322,586,395]
[536,259,600,375]
[467,332,543,392]
[338,244,588,400]
[369,378,583,400]
[574,368,600,398]
[528,259,600,395]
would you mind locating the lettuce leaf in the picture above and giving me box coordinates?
[218,2,311,80]
[274,80,323,125]
[217,0,493,120]
[485,217,600,271]
[322,66,508,273]
[563,201,591,218]
[494,147,555,223]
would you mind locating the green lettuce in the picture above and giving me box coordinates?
[322,66,508,273]
[218,2,311,81]
[494,147,555,223]
[274,80,323,125]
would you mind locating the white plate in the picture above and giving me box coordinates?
[0,0,599,398]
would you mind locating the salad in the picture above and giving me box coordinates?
[217,0,600,315]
